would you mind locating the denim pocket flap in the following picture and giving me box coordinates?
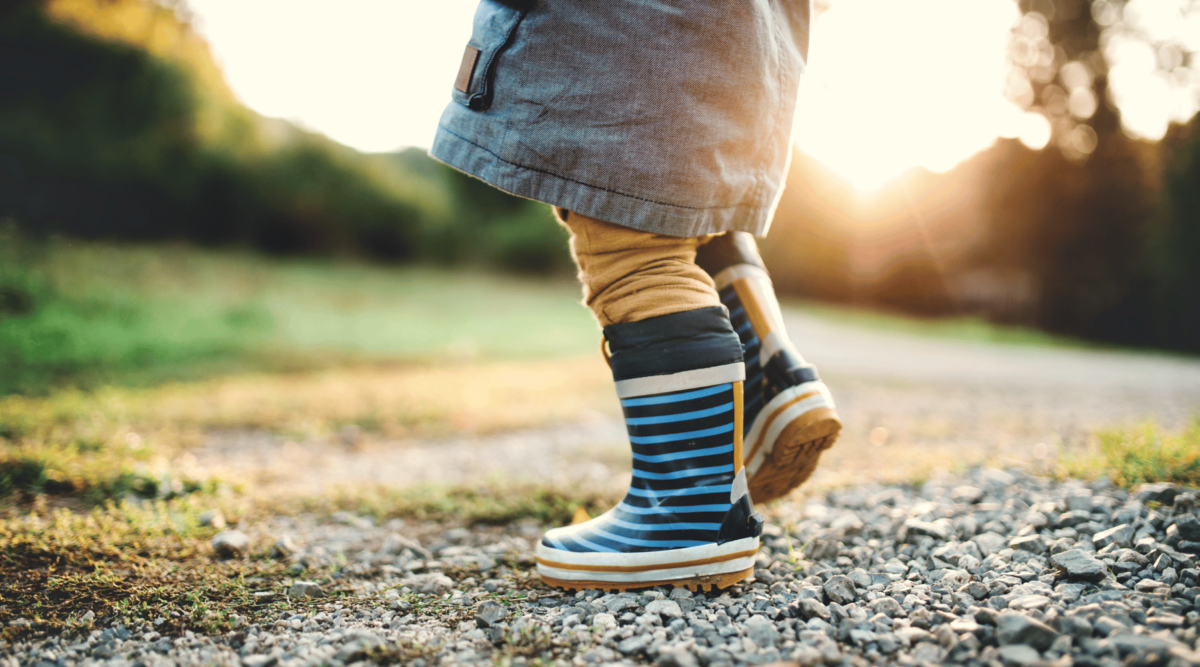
[452,1,527,111]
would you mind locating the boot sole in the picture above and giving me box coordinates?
[539,567,755,594]
[744,382,842,504]
[535,537,759,593]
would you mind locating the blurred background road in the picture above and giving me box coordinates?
[785,307,1200,393]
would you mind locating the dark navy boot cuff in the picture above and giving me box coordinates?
[603,307,743,382]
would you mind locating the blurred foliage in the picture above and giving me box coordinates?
[1005,0,1199,158]
[766,0,1200,353]
[0,0,570,273]
[769,123,1200,352]
[1007,0,1111,158]
[1148,119,1200,351]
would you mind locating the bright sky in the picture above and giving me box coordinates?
[188,0,1199,193]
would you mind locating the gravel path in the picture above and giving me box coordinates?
[8,311,1200,667]
[8,472,1200,666]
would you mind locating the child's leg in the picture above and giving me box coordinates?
[537,211,762,593]
[558,210,719,326]
[696,232,843,504]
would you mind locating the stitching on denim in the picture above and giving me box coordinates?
[438,126,751,212]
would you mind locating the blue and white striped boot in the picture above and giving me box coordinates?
[698,233,842,504]
[536,307,764,592]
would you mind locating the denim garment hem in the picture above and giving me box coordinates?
[430,122,786,238]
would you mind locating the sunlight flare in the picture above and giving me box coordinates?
[794,0,1023,192]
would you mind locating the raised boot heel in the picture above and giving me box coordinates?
[698,233,842,504]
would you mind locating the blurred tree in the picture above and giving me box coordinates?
[1006,0,1199,158]
[1147,116,1200,349]
[987,0,1199,346]
[762,1,1200,351]
[0,0,570,274]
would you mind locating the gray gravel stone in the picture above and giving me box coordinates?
[1092,523,1134,549]
[334,632,384,663]
[287,580,324,598]
[242,654,277,667]
[743,614,779,648]
[830,511,864,534]
[997,644,1041,666]
[211,530,250,559]
[644,599,683,619]
[269,534,299,559]
[973,531,1008,555]
[996,612,1059,651]
[1057,510,1092,528]
[475,600,507,628]
[668,587,692,599]
[603,595,637,614]
[1010,534,1047,553]
[905,518,952,541]
[409,572,455,595]
[1058,615,1092,639]
[1008,594,1051,610]
[1136,483,1179,505]
[1175,514,1200,542]
[1093,615,1127,636]
[869,596,904,617]
[1106,632,1186,655]
[795,597,830,620]
[823,575,857,605]
[1051,549,1109,583]
[952,486,984,504]
[846,568,872,589]
[618,633,652,656]
[197,509,226,529]
[655,649,699,667]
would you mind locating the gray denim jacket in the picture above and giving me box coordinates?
[430,0,810,238]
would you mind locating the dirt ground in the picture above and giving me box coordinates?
[191,308,1200,501]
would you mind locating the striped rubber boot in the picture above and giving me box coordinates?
[536,307,764,593]
[696,233,842,505]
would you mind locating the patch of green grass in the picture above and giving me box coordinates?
[790,299,1090,349]
[0,456,212,504]
[0,501,293,637]
[1058,419,1200,488]
[0,478,610,638]
[0,231,598,396]
[780,527,814,572]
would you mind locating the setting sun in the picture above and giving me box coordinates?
[793,0,1039,192]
